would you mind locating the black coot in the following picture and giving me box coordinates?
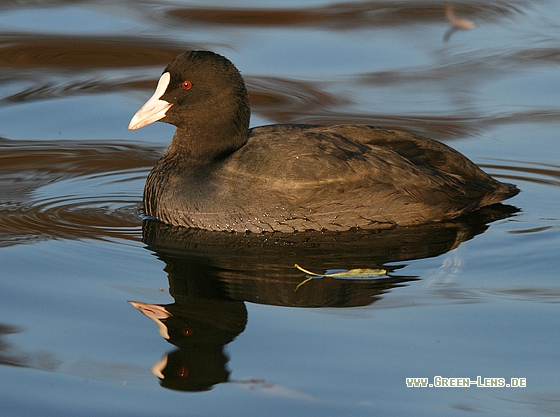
[129,51,518,233]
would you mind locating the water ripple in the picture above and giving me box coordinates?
[480,160,560,187]
[164,2,527,29]
[0,33,191,69]
[0,138,161,246]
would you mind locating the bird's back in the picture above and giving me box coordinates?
[144,124,517,232]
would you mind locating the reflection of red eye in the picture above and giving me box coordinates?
[177,366,189,377]
[181,80,192,90]
[183,327,193,336]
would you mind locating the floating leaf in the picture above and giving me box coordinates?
[294,263,386,278]
[293,264,387,291]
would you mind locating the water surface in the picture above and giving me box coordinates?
[1,1,560,416]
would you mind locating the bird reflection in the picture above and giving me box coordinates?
[131,203,517,391]
[129,298,246,391]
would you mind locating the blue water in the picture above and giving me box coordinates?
[1,1,559,416]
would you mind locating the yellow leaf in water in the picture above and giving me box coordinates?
[294,264,326,277]
[294,263,386,278]
[293,264,387,291]
[327,268,387,278]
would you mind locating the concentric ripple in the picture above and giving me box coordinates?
[0,138,161,246]
[480,159,560,187]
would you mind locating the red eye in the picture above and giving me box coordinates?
[181,80,192,90]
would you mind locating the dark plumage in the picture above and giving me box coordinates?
[129,51,518,233]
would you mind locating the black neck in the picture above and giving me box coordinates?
[165,120,248,164]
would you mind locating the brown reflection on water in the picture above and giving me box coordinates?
[246,76,344,124]
[0,34,200,106]
[480,160,560,187]
[0,34,191,69]
[0,138,158,175]
[0,138,160,245]
[292,110,560,141]
[2,78,150,105]
[0,0,547,142]
[166,2,524,29]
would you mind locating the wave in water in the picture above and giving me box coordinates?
[0,138,161,246]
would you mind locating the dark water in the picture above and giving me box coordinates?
[1,1,560,416]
